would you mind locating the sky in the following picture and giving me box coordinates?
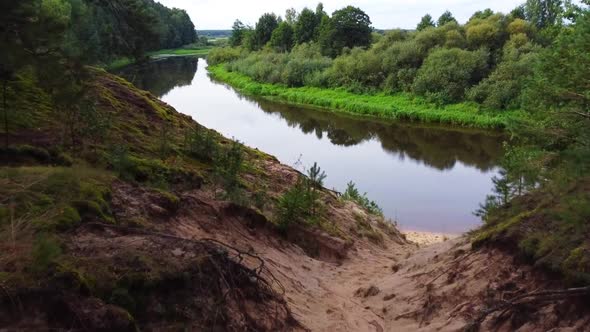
[155,0,524,30]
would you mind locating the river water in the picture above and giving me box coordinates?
[116,56,503,233]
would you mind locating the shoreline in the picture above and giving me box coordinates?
[207,64,526,130]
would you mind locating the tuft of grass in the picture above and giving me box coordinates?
[208,65,527,129]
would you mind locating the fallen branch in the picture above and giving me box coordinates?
[465,286,590,331]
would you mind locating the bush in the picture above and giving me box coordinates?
[32,234,62,272]
[225,44,332,87]
[327,47,383,90]
[412,47,489,104]
[276,177,309,232]
[467,39,539,109]
[207,47,243,65]
[185,127,219,162]
[214,139,244,195]
[342,181,383,216]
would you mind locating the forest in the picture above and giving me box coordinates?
[1,0,196,66]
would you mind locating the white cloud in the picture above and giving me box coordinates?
[156,0,524,29]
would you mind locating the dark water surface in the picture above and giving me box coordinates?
[116,57,503,233]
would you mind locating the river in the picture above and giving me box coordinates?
[115,56,503,233]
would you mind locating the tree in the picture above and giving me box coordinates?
[524,6,590,144]
[417,14,435,31]
[230,19,248,46]
[254,13,279,49]
[285,8,297,25]
[437,10,458,26]
[470,8,495,20]
[524,0,564,29]
[306,162,326,217]
[0,0,71,146]
[320,6,372,57]
[294,8,318,44]
[270,22,294,52]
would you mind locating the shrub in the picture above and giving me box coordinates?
[276,177,309,232]
[412,47,489,104]
[327,47,383,89]
[342,181,383,216]
[207,47,243,65]
[467,39,539,109]
[185,127,219,162]
[32,234,62,272]
[215,139,244,195]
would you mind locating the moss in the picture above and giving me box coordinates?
[31,234,63,272]
[54,206,82,230]
[472,210,533,247]
[54,262,98,294]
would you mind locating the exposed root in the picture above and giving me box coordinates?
[465,286,590,331]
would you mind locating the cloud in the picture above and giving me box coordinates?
[155,0,523,29]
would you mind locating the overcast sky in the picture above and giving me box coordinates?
[155,0,524,30]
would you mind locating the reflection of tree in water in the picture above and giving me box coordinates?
[253,99,502,171]
[113,57,199,97]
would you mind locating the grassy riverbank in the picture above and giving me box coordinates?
[105,46,212,70]
[149,46,213,57]
[208,65,526,129]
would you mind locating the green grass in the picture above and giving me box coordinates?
[105,57,134,71]
[149,46,213,57]
[208,65,528,129]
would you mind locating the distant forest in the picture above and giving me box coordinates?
[198,30,232,39]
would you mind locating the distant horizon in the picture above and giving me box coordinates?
[156,0,523,31]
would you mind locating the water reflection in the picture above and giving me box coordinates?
[115,56,199,97]
[250,99,502,171]
[114,57,503,233]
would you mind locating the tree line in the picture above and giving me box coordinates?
[210,0,583,110]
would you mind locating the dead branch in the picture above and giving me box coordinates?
[465,286,590,331]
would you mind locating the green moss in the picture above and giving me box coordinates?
[153,188,180,211]
[472,210,533,247]
[54,206,82,230]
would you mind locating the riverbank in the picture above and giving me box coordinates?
[207,64,527,130]
[105,46,212,70]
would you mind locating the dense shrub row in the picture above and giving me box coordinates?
[209,5,548,109]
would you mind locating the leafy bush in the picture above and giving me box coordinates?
[412,48,489,104]
[327,47,384,90]
[208,47,243,65]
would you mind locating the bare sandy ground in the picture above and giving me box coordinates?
[402,230,459,246]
